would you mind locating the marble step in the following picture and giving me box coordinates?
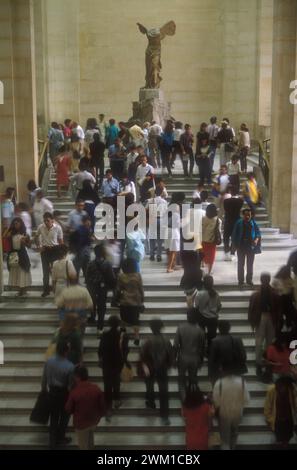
[0,380,270,396]
[0,337,257,351]
[0,413,270,432]
[0,430,290,449]
[0,365,259,380]
[0,396,264,413]
[0,350,257,364]
[0,312,252,325]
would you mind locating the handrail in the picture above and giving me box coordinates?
[258,138,270,188]
[38,139,49,186]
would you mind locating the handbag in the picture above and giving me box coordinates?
[8,251,19,268]
[214,218,222,246]
[120,363,134,383]
[30,390,50,425]
[2,228,12,253]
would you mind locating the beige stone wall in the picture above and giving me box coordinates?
[42,0,260,135]
[0,0,38,201]
[270,0,297,232]
[257,0,273,131]
[290,18,297,237]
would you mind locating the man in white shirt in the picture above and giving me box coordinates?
[148,121,162,167]
[207,116,219,171]
[136,155,155,202]
[35,212,63,297]
[70,161,96,192]
[71,121,85,140]
[33,190,54,227]
[145,186,168,261]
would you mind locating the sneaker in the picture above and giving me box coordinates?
[58,436,72,446]
[134,338,140,346]
[224,253,232,261]
[114,400,123,409]
[238,282,244,289]
[41,290,50,298]
[157,256,162,262]
[161,417,171,426]
[246,281,254,288]
[149,255,155,261]
[145,400,156,409]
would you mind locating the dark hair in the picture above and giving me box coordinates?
[184,123,191,130]
[56,340,69,356]
[204,275,217,298]
[205,203,217,219]
[74,365,89,381]
[43,212,54,220]
[273,333,289,352]
[187,308,198,325]
[200,190,208,202]
[105,168,112,175]
[155,186,163,197]
[9,217,26,235]
[94,243,106,259]
[86,118,98,130]
[27,180,37,191]
[78,160,88,171]
[242,208,251,215]
[93,132,100,143]
[17,202,29,212]
[122,258,138,274]
[218,320,231,335]
[210,116,217,124]
[57,244,68,259]
[175,121,183,129]
[64,119,71,127]
[109,118,116,126]
[51,122,59,129]
[149,318,164,335]
[171,192,185,205]
[275,265,290,280]
[76,198,85,205]
[193,197,202,205]
[5,187,15,198]
[260,272,271,285]
[222,117,230,124]
[200,122,208,132]
[183,384,205,409]
[107,315,121,329]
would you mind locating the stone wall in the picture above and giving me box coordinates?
[41,0,260,135]
[0,0,38,201]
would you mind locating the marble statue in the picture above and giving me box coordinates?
[137,21,176,89]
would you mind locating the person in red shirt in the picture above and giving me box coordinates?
[182,384,214,450]
[265,333,291,381]
[65,366,105,449]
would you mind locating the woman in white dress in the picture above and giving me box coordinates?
[8,217,32,296]
[166,204,181,273]
[52,244,77,299]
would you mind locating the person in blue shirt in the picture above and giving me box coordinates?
[101,169,120,202]
[232,208,261,287]
[106,118,119,148]
[160,120,174,177]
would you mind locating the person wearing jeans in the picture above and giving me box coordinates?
[232,208,261,287]
[180,124,195,178]
[41,341,74,449]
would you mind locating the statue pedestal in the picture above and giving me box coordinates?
[132,88,171,127]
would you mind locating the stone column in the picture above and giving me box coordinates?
[270,0,297,232]
[0,0,38,202]
[45,0,80,122]
[256,0,273,140]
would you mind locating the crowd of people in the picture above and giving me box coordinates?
[1,114,297,450]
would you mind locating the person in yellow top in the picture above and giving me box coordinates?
[264,376,297,447]
[243,172,260,217]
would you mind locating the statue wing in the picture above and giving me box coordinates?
[160,21,176,37]
[137,23,147,35]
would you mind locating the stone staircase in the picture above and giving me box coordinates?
[0,163,297,449]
